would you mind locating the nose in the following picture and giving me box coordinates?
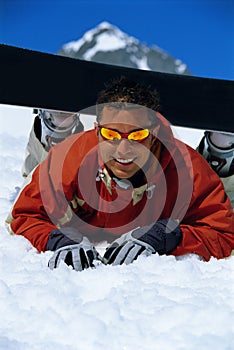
[115,139,134,156]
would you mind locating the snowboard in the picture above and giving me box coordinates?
[0,44,233,133]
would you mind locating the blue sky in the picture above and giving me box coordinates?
[1,0,234,80]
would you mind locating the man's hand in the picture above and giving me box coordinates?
[103,219,182,266]
[48,236,99,271]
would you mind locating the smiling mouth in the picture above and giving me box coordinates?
[115,158,135,165]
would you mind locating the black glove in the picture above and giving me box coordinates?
[103,219,182,266]
[47,228,98,271]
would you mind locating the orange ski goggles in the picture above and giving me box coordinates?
[98,126,150,142]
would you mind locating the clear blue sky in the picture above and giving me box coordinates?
[1,0,234,80]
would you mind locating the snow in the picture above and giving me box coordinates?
[83,32,127,60]
[63,22,138,61]
[175,59,187,74]
[130,55,150,70]
[1,104,234,350]
[63,22,139,54]
[61,21,187,74]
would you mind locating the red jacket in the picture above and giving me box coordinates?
[8,115,234,261]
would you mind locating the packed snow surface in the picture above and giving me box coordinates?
[0,105,234,350]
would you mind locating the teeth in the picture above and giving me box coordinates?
[116,158,134,164]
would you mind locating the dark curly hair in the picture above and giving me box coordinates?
[96,76,160,123]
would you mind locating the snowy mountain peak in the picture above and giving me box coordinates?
[58,22,190,75]
[84,21,139,47]
[61,21,138,57]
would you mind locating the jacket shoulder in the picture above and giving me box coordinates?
[49,129,98,160]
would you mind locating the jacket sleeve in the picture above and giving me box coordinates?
[7,145,76,252]
[7,131,97,253]
[172,151,234,261]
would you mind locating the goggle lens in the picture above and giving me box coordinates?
[100,127,150,142]
[128,129,150,141]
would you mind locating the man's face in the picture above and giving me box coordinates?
[96,106,157,179]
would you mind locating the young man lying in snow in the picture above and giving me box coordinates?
[6,77,234,271]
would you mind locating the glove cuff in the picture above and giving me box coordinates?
[46,228,83,251]
[134,219,182,255]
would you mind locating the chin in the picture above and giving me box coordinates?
[112,168,136,179]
